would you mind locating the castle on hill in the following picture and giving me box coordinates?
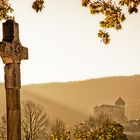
[94,97,127,123]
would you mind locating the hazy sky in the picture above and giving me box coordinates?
[0,0,140,84]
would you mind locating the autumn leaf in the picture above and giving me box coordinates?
[32,0,44,12]
[82,0,91,7]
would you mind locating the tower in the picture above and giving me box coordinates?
[115,97,126,123]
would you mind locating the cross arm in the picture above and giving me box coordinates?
[0,41,28,64]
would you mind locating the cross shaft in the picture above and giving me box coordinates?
[0,19,28,140]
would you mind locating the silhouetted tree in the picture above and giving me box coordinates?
[73,121,95,140]
[21,100,49,140]
[50,118,71,140]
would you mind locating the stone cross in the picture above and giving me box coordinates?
[0,19,28,140]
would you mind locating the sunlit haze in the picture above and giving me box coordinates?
[0,0,140,84]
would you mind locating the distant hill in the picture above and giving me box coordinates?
[0,75,140,125]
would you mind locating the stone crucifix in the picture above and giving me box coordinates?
[0,19,28,140]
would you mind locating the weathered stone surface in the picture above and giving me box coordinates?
[0,41,28,64]
[6,88,21,140]
[4,63,21,89]
[0,19,28,140]
[3,19,19,43]
[1,56,14,64]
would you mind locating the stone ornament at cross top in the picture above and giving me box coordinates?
[0,19,28,64]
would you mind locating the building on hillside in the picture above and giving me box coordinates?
[94,97,127,123]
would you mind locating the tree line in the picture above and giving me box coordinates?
[0,100,128,140]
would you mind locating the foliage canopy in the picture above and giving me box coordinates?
[0,0,139,45]
[94,120,128,140]
[0,0,44,21]
[82,0,140,44]
[73,118,128,140]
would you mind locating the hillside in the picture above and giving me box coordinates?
[0,75,140,124]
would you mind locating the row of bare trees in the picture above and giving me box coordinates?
[0,100,69,140]
[0,100,128,140]
[0,101,49,140]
